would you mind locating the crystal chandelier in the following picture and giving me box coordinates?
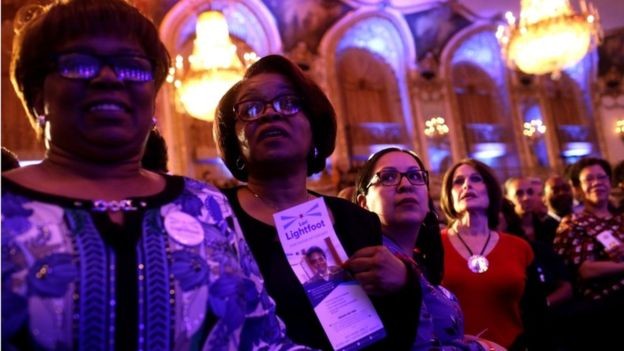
[496,0,602,77]
[167,11,257,122]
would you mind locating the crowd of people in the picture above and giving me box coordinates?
[2,1,623,350]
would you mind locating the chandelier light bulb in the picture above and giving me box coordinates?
[424,116,449,139]
[616,119,624,140]
[523,119,546,140]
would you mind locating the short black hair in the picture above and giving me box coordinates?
[10,0,170,134]
[613,160,624,187]
[305,246,325,259]
[569,157,612,188]
[353,147,428,202]
[141,128,169,173]
[352,147,444,284]
[213,55,337,181]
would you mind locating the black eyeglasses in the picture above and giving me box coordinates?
[580,173,609,184]
[53,53,154,82]
[367,169,428,189]
[233,95,302,121]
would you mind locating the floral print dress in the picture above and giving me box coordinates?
[383,237,483,351]
[2,175,307,351]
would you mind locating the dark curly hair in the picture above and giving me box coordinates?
[440,158,502,230]
[354,147,428,200]
[353,147,444,285]
[10,0,170,134]
[305,246,326,259]
[141,127,169,173]
[213,55,337,181]
[613,160,624,187]
[569,157,612,188]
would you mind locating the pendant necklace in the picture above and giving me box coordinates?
[455,230,492,273]
[247,187,279,211]
[247,186,311,212]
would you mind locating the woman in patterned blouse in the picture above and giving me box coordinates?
[554,157,624,350]
[2,1,307,349]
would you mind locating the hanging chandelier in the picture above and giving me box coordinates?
[496,0,602,77]
[167,11,256,122]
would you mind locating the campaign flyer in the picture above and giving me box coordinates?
[274,197,385,351]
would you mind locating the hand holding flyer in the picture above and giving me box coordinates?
[274,197,386,351]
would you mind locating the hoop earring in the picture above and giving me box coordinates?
[235,156,246,171]
[36,114,46,128]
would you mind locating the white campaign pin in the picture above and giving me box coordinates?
[164,211,204,246]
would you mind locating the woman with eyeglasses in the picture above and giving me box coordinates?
[439,159,546,351]
[2,1,309,349]
[354,148,505,351]
[553,157,624,349]
[214,54,421,350]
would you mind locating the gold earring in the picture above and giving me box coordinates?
[36,114,46,128]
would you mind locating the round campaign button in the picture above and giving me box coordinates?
[164,211,204,246]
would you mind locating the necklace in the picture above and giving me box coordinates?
[72,199,146,212]
[455,230,492,273]
[246,186,311,212]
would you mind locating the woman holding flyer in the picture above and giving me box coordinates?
[214,55,421,350]
[354,147,505,351]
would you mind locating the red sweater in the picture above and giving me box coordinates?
[441,230,533,348]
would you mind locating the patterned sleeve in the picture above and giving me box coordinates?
[553,215,586,268]
[1,189,53,350]
[1,207,30,350]
[201,184,313,351]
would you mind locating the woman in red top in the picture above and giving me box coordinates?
[439,159,546,351]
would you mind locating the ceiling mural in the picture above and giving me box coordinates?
[404,4,471,62]
[261,0,351,53]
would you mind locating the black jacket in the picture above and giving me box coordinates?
[223,187,421,350]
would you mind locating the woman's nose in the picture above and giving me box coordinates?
[255,108,282,123]
[397,174,412,187]
[91,65,124,85]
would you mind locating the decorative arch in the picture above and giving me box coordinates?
[340,0,440,13]
[159,0,281,55]
[571,51,607,158]
[441,23,522,178]
[319,7,417,175]
[542,60,602,163]
[441,23,507,94]
[321,7,416,85]
[156,0,281,176]
[565,50,598,93]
